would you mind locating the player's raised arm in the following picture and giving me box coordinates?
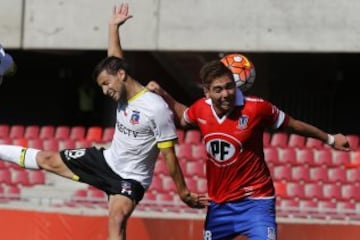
[285,116,350,151]
[108,3,133,58]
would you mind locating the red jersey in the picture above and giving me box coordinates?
[184,96,289,203]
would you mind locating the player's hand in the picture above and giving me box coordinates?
[109,3,133,27]
[181,192,210,209]
[146,80,168,96]
[333,133,351,151]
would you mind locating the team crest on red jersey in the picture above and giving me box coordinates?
[237,115,249,130]
[204,133,243,167]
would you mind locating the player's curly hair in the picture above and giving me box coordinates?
[199,60,234,89]
[92,56,130,81]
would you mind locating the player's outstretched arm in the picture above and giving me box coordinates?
[147,81,188,127]
[108,3,133,58]
[286,116,350,151]
[160,147,209,208]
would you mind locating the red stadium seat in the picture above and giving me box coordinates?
[285,182,305,200]
[86,126,103,142]
[27,139,43,149]
[54,126,70,140]
[185,161,205,178]
[11,169,30,186]
[322,184,342,201]
[273,165,292,182]
[278,147,297,166]
[154,160,168,176]
[341,184,360,201]
[28,170,46,185]
[192,144,207,161]
[346,168,360,183]
[12,138,28,147]
[88,188,107,203]
[184,129,202,145]
[24,125,40,139]
[313,149,332,167]
[263,132,271,147]
[327,168,347,184]
[176,129,185,145]
[346,134,359,150]
[264,147,280,166]
[332,151,350,167]
[76,139,92,148]
[102,127,115,143]
[70,126,86,140]
[0,169,12,185]
[196,178,208,194]
[291,165,310,183]
[305,137,324,149]
[176,143,193,160]
[303,182,324,201]
[39,125,55,139]
[309,166,329,183]
[59,139,76,150]
[296,148,315,166]
[9,125,25,139]
[162,176,177,193]
[5,185,21,200]
[288,134,305,148]
[273,181,287,199]
[0,124,10,139]
[149,175,163,193]
[0,138,12,145]
[43,139,59,151]
[270,132,288,148]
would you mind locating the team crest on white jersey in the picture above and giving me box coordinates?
[237,115,249,130]
[130,110,140,125]
[204,133,243,167]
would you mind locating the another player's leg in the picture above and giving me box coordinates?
[0,144,77,179]
[107,194,136,240]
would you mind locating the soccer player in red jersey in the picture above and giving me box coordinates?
[147,61,350,240]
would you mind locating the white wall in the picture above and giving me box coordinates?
[1,0,360,52]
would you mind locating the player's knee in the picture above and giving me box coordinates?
[36,151,63,171]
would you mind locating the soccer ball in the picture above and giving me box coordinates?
[220,53,256,92]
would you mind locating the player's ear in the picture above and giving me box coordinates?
[203,87,210,98]
[117,69,127,81]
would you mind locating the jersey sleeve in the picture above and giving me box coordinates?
[149,97,178,148]
[183,98,205,125]
[259,99,289,130]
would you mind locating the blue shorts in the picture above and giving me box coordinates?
[203,198,276,240]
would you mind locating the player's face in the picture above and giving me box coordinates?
[205,75,236,116]
[96,69,127,103]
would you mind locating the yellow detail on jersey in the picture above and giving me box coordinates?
[72,175,80,181]
[157,140,175,149]
[19,148,27,167]
[129,88,148,103]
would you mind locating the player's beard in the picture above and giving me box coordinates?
[118,84,128,105]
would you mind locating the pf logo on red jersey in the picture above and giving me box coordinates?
[204,133,243,167]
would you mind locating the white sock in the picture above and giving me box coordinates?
[0,145,40,169]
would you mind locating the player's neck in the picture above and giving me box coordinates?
[126,78,145,100]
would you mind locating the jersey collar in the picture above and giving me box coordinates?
[235,88,245,106]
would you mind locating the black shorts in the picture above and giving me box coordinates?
[60,147,145,203]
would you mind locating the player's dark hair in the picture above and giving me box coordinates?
[92,56,130,80]
[200,60,234,88]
